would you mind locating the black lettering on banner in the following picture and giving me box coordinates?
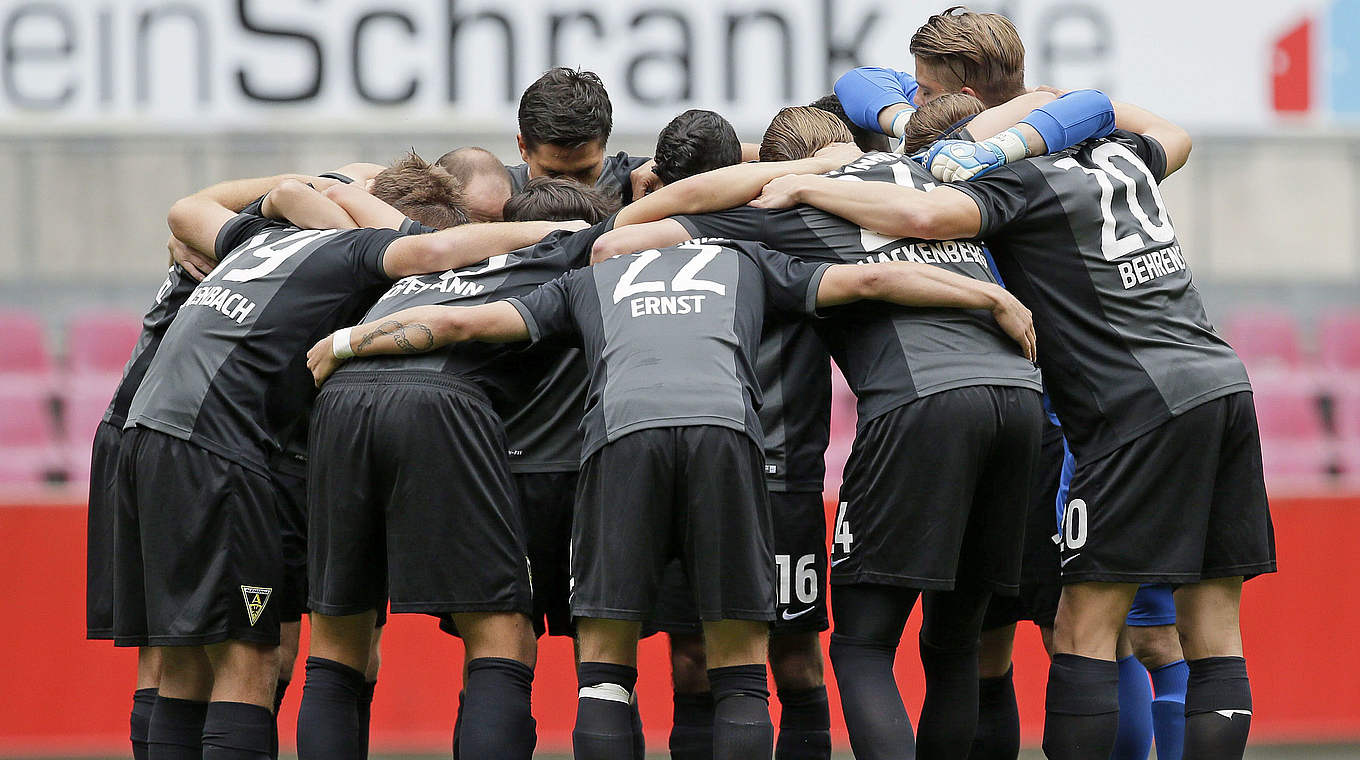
[3,3,75,108]
[352,11,417,104]
[446,0,516,102]
[548,11,603,68]
[821,0,878,91]
[236,0,323,103]
[96,6,112,103]
[1035,4,1112,92]
[724,10,792,101]
[625,9,692,105]
[136,5,212,105]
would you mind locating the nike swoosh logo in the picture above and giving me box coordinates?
[1060,553,1081,567]
[781,607,816,621]
[830,557,850,567]
[1215,710,1252,719]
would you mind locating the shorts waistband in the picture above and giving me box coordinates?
[323,369,492,406]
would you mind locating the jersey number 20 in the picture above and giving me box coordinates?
[1055,143,1175,262]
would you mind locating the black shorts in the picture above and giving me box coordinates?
[307,372,532,618]
[1059,391,1276,584]
[572,426,774,623]
[271,464,309,624]
[982,426,1066,631]
[87,420,122,640]
[832,386,1043,594]
[113,428,282,647]
[520,470,578,637]
[648,490,828,635]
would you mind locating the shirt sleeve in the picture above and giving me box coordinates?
[940,167,1030,239]
[833,67,919,133]
[745,243,833,316]
[398,218,438,235]
[213,195,282,260]
[674,207,769,242]
[339,228,405,286]
[1105,129,1168,182]
[507,272,577,343]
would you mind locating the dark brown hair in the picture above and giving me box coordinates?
[760,106,855,162]
[910,6,1026,106]
[901,92,986,154]
[370,151,469,230]
[502,176,619,224]
[518,68,613,149]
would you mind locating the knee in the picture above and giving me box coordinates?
[769,633,824,690]
[702,620,769,669]
[461,612,537,667]
[669,633,710,693]
[1130,625,1184,670]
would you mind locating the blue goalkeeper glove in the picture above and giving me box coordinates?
[923,128,1030,182]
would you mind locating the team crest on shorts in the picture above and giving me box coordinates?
[240,586,273,626]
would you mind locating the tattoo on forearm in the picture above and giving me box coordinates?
[356,319,436,354]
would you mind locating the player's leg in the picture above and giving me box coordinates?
[1127,585,1186,760]
[1044,582,1138,760]
[1111,627,1154,760]
[576,619,646,760]
[827,583,919,760]
[701,619,773,760]
[668,629,715,760]
[201,638,280,760]
[132,647,162,760]
[151,645,212,760]
[916,580,993,759]
[769,632,830,760]
[450,611,538,760]
[360,623,382,759]
[970,624,1021,760]
[297,611,376,760]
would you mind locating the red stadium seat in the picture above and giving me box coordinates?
[1221,308,1304,371]
[1251,384,1324,439]
[61,376,121,484]
[1258,437,1333,483]
[0,386,61,484]
[0,309,55,391]
[1333,387,1360,441]
[66,311,142,375]
[1319,309,1360,371]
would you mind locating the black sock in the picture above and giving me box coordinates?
[296,657,365,760]
[452,689,464,760]
[202,702,274,760]
[775,685,830,760]
[828,633,915,760]
[1184,656,1252,759]
[916,637,981,760]
[458,658,536,760]
[574,661,638,760]
[131,688,157,760]
[358,680,376,759]
[147,695,207,760]
[630,692,645,760]
[708,664,773,760]
[670,691,715,760]
[1042,654,1120,760]
[967,667,1019,760]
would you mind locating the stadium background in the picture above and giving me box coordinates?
[1,0,1358,755]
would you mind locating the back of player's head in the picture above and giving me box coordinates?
[502,177,619,225]
[910,6,1025,107]
[809,94,893,153]
[652,109,743,185]
[371,151,470,230]
[518,68,613,149]
[436,146,513,222]
[901,92,986,154]
[760,106,855,162]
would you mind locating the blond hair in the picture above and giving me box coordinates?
[901,92,986,154]
[760,106,855,162]
[910,6,1025,106]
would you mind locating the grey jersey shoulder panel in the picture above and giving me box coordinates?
[104,264,198,428]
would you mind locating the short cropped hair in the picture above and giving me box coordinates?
[809,94,892,153]
[370,151,469,230]
[910,6,1026,106]
[518,68,613,149]
[653,109,744,185]
[760,106,855,162]
[901,92,986,154]
[436,146,511,194]
[502,177,619,224]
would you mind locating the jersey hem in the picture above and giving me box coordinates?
[582,417,754,462]
[855,376,1043,427]
[1070,382,1254,462]
[509,461,581,474]
[125,419,273,478]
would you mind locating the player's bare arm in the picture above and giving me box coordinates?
[261,179,359,231]
[963,90,1057,140]
[331,161,387,185]
[815,262,1036,362]
[306,301,530,385]
[1112,100,1192,175]
[615,146,861,227]
[167,233,216,281]
[381,220,587,279]
[322,182,407,229]
[590,219,692,263]
[167,172,329,259]
[752,174,982,241]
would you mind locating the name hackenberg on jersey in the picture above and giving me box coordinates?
[336,220,614,472]
[507,238,832,464]
[949,129,1251,460]
[675,151,1042,431]
[124,203,400,475]
[103,263,198,428]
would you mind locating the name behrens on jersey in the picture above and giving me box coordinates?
[1118,243,1186,289]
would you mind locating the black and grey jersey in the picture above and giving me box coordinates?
[103,264,199,428]
[948,129,1250,460]
[125,206,399,475]
[509,239,831,463]
[336,221,613,471]
[507,151,652,207]
[676,151,1041,430]
[757,318,830,493]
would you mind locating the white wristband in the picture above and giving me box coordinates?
[987,128,1031,164]
[332,327,355,360]
[888,106,916,139]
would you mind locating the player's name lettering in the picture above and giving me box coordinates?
[856,240,988,268]
[831,151,902,176]
[185,285,256,324]
[380,273,487,301]
[629,294,706,317]
[1117,244,1186,289]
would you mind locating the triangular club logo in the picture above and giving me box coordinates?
[241,585,273,626]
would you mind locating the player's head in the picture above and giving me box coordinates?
[502,177,619,225]
[652,109,743,186]
[900,92,986,154]
[516,68,614,186]
[370,151,469,230]
[760,106,855,162]
[436,147,513,222]
[808,94,893,153]
[910,6,1025,107]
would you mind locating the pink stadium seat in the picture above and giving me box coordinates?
[1221,308,1303,371]
[1319,310,1360,371]
[1251,384,1324,439]
[66,311,142,375]
[0,386,61,484]
[0,309,54,389]
[1257,437,1333,482]
[1333,387,1360,441]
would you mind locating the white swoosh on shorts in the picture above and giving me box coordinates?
[830,556,850,567]
[781,607,816,621]
[1060,553,1081,568]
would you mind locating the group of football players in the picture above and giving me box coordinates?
[87,6,1276,760]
